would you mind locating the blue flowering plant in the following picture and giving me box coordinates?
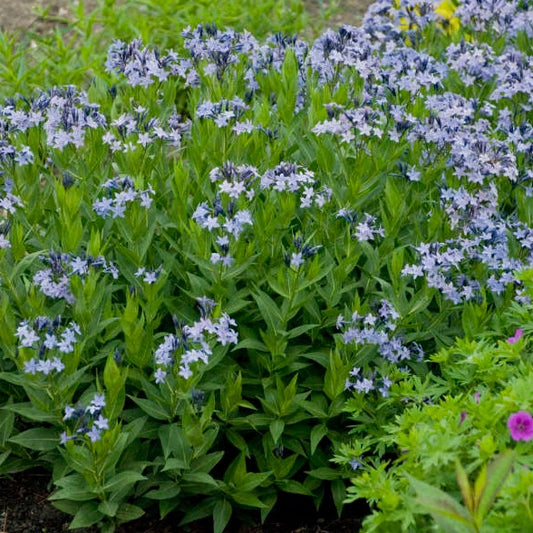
[0,0,532,531]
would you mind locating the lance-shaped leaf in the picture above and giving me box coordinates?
[455,459,474,514]
[406,474,476,533]
[474,450,515,523]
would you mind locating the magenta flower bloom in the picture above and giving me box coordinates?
[508,411,533,442]
[508,329,523,344]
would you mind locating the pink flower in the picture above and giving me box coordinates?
[508,328,523,344]
[508,411,533,442]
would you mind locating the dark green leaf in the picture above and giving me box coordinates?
[101,471,146,493]
[116,503,145,523]
[213,499,232,533]
[269,419,284,444]
[306,467,341,481]
[310,424,328,455]
[129,396,169,421]
[98,500,119,518]
[69,502,103,529]
[9,427,58,451]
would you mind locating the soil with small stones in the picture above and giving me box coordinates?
[0,468,367,532]
[0,1,373,532]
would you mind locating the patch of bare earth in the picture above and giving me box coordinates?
[0,0,97,34]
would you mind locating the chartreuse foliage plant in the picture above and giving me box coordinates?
[0,0,532,531]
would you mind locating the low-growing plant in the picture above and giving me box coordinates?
[0,0,531,531]
[341,324,533,531]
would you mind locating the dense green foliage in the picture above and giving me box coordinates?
[0,0,532,531]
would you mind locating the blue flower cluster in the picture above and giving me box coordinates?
[15,316,80,376]
[61,393,108,444]
[0,178,23,249]
[192,160,331,267]
[103,108,191,153]
[154,297,238,382]
[339,299,424,395]
[33,251,119,304]
[93,175,154,219]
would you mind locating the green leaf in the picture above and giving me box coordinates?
[310,424,328,455]
[101,471,146,493]
[252,289,282,332]
[306,467,340,481]
[9,427,58,451]
[277,479,313,496]
[269,419,284,444]
[324,349,349,400]
[231,492,268,508]
[49,487,96,502]
[129,396,169,421]
[455,459,474,514]
[331,478,346,517]
[190,451,225,474]
[286,323,320,340]
[182,471,219,489]
[213,499,232,533]
[180,498,214,525]
[237,472,272,493]
[69,502,103,529]
[473,463,487,516]
[144,482,181,500]
[159,423,190,461]
[98,500,119,518]
[2,402,56,423]
[475,450,515,522]
[0,406,15,446]
[233,337,269,352]
[406,474,476,532]
[115,503,145,523]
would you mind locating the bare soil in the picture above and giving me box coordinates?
[0,468,366,532]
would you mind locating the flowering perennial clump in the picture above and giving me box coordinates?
[0,0,532,530]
